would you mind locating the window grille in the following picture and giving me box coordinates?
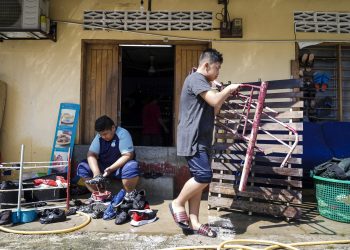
[84,11,212,31]
[294,11,350,34]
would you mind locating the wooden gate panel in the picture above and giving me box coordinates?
[208,79,303,219]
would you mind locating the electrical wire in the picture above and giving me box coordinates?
[53,19,350,44]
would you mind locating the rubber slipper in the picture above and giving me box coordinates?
[300,53,308,67]
[193,224,217,238]
[168,202,190,229]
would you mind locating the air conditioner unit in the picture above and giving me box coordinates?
[0,0,49,31]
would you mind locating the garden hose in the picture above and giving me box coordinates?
[0,211,91,235]
[162,238,350,250]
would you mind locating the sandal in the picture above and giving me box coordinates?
[168,202,190,229]
[193,224,217,238]
[306,53,315,71]
[299,53,308,68]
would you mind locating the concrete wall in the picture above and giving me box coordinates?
[0,0,349,162]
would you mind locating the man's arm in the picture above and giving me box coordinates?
[87,151,101,177]
[103,151,134,177]
[200,83,240,115]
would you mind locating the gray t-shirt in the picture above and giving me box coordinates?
[177,72,214,156]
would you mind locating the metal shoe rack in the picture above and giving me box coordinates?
[0,145,71,212]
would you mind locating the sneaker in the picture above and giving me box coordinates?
[123,189,138,202]
[65,207,77,216]
[134,189,146,202]
[111,189,126,207]
[85,174,109,185]
[115,210,130,225]
[0,210,12,225]
[39,209,66,224]
[129,209,157,227]
[103,204,117,220]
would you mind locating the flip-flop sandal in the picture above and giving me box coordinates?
[168,202,190,229]
[299,53,308,67]
[193,224,217,238]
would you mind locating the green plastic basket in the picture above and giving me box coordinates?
[313,175,350,223]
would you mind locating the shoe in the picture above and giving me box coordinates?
[39,209,66,224]
[111,189,126,207]
[134,189,146,202]
[65,207,77,216]
[123,189,138,202]
[78,204,94,213]
[129,209,157,227]
[85,174,109,185]
[115,210,130,225]
[91,207,105,219]
[103,204,117,220]
[0,181,17,190]
[0,210,12,225]
[119,200,133,211]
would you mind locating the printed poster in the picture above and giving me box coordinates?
[49,103,80,174]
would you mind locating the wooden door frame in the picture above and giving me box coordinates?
[79,39,210,145]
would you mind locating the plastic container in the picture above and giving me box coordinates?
[313,175,350,223]
[11,209,37,224]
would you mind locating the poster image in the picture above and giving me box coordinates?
[52,151,69,173]
[59,109,76,127]
[55,130,72,148]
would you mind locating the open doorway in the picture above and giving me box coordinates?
[120,45,174,146]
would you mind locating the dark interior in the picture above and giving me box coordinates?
[121,46,174,146]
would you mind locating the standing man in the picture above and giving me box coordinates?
[77,115,139,201]
[169,48,240,237]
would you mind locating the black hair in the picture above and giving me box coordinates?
[199,48,223,65]
[95,115,115,132]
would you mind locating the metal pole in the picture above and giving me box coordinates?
[17,144,24,219]
[239,82,268,192]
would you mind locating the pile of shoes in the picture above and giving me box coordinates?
[38,208,66,224]
[103,189,158,226]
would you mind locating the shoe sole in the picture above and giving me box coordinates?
[130,216,157,227]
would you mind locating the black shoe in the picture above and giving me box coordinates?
[85,175,109,185]
[39,209,66,224]
[65,207,77,216]
[123,190,138,202]
[0,181,17,190]
[115,211,130,225]
[0,210,12,225]
[119,200,133,211]
[132,199,146,210]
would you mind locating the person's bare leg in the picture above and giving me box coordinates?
[172,178,207,213]
[122,176,139,192]
[188,185,207,230]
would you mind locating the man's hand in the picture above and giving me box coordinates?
[227,83,241,94]
[103,167,115,177]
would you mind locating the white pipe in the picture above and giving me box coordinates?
[17,144,25,219]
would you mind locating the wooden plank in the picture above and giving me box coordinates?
[211,163,303,177]
[255,155,302,165]
[237,92,302,100]
[209,182,302,204]
[208,196,301,218]
[212,154,302,165]
[214,130,303,141]
[247,176,302,188]
[219,110,303,119]
[212,142,303,154]
[251,165,303,177]
[212,161,241,171]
